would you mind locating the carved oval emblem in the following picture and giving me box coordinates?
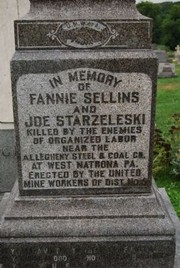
[47,21,119,49]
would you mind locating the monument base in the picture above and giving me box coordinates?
[0,181,175,268]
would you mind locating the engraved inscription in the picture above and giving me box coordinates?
[16,68,152,194]
[15,21,151,50]
[47,21,119,48]
[1,241,168,267]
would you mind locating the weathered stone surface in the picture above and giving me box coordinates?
[0,182,176,268]
[159,188,180,268]
[11,50,157,196]
[15,20,151,50]
[15,0,152,50]
[0,123,17,193]
[26,0,147,21]
[0,0,176,267]
[158,63,176,78]
[154,50,176,78]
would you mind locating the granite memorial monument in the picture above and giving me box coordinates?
[0,0,176,267]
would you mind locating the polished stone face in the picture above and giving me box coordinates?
[0,238,175,268]
[15,20,151,50]
[15,68,152,195]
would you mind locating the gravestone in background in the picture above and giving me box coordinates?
[175,45,180,64]
[154,50,176,78]
[158,63,176,78]
[154,50,168,63]
[0,0,176,267]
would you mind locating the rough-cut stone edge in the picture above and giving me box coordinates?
[0,180,175,238]
[0,187,176,268]
[159,188,180,268]
[2,181,165,219]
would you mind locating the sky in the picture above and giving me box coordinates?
[136,0,179,3]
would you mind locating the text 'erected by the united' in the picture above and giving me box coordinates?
[16,68,152,192]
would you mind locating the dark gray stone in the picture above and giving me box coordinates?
[15,0,152,50]
[15,20,151,50]
[0,123,17,194]
[159,189,180,268]
[0,182,176,268]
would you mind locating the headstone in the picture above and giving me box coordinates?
[154,50,176,78]
[154,50,168,63]
[0,123,17,194]
[175,45,180,64]
[0,0,176,267]
[158,63,176,78]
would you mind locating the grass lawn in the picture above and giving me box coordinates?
[156,65,180,135]
[154,64,180,217]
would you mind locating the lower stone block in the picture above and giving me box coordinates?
[0,238,175,268]
[0,237,176,268]
[0,183,176,268]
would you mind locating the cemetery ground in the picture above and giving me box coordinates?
[155,64,180,217]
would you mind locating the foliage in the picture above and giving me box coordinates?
[153,114,180,179]
[161,4,180,50]
[155,65,180,177]
[156,174,180,217]
[153,129,171,175]
[156,66,180,136]
[154,64,180,217]
[137,1,162,44]
[153,115,180,217]
[169,114,180,177]
[137,1,180,50]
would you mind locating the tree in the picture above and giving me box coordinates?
[137,1,162,44]
[161,4,180,50]
[137,1,180,50]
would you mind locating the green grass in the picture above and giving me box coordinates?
[156,173,180,218]
[154,64,180,217]
[156,65,180,136]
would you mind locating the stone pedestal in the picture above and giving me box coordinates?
[0,182,176,267]
[0,0,176,267]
